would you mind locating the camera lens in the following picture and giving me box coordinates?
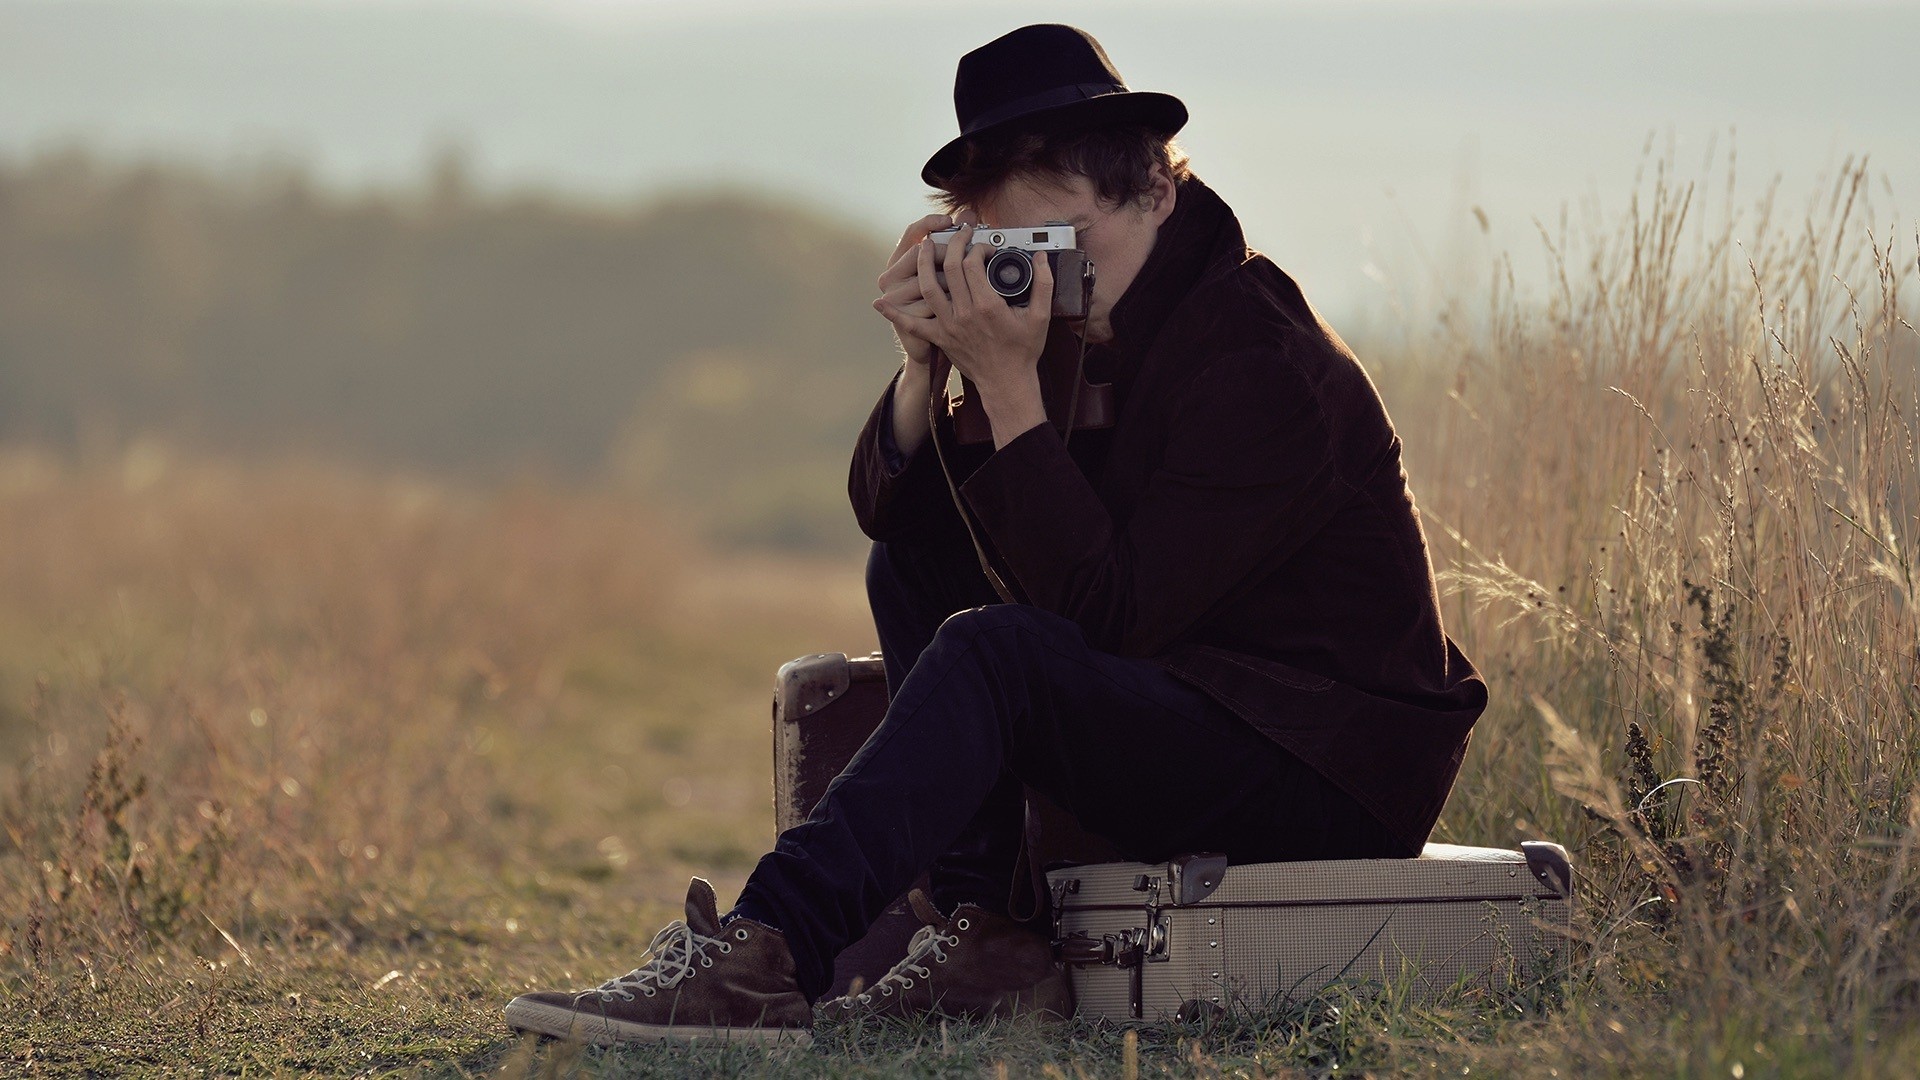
[984,248,1033,299]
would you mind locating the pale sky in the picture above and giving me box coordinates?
[3,0,1913,320]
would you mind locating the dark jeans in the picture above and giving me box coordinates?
[731,534,1401,1001]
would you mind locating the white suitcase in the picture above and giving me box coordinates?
[1048,841,1573,1022]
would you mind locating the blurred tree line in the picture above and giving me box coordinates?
[0,149,897,550]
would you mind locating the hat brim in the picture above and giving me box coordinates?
[921,90,1188,189]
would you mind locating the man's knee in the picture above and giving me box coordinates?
[932,604,1080,658]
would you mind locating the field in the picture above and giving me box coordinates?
[3,162,1918,1077]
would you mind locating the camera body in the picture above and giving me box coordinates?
[929,221,1095,318]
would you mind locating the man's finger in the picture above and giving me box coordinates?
[1029,249,1055,325]
[892,213,951,260]
[879,247,920,290]
[875,297,947,348]
[892,213,953,263]
[882,276,926,300]
[918,236,955,320]
[887,296,935,318]
[960,238,998,308]
[879,280,935,318]
[941,224,974,313]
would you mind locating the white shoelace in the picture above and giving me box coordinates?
[586,920,738,1002]
[850,921,962,1004]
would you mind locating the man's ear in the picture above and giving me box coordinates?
[1144,162,1177,226]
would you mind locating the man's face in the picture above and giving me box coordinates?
[967,167,1175,345]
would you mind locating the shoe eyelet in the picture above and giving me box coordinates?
[900,978,914,988]
[955,918,971,931]
[619,991,633,1001]
[719,943,732,953]
[701,957,713,967]
[735,928,750,940]
[642,988,656,997]
[880,986,893,996]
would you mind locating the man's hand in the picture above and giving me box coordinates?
[873,213,966,459]
[874,213,957,368]
[876,223,1052,448]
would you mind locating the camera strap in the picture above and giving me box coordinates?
[927,269,1096,607]
[1059,307,1093,447]
[928,348,1023,605]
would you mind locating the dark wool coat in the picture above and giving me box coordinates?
[848,176,1487,855]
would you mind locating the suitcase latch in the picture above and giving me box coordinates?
[1053,872,1176,1020]
[1055,913,1172,1020]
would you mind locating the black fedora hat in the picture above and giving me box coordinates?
[921,24,1188,188]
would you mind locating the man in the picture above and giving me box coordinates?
[504,24,1486,1046]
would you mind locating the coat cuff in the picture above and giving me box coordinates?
[958,422,1106,602]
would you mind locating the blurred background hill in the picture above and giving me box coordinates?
[1,0,1913,551]
[0,150,892,549]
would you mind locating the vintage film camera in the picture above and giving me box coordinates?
[924,221,1113,445]
[928,222,1095,318]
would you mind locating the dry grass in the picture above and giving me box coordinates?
[2,156,1917,1077]
[0,452,875,1073]
[1376,155,1920,1070]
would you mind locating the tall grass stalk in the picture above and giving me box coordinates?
[1386,155,1920,1052]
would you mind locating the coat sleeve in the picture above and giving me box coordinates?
[958,350,1350,657]
[848,368,979,543]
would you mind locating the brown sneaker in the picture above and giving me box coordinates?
[826,890,1071,1021]
[503,878,812,1046]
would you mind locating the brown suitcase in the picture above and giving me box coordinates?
[771,651,922,1000]
[771,650,1119,999]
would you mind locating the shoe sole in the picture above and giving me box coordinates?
[826,975,1074,1022]
[503,997,813,1048]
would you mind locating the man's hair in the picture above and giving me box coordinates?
[931,124,1192,214]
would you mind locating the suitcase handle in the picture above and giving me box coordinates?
[1056,933,1124,967]
[1055,927,1156,1021]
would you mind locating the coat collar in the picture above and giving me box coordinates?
[1102,175,1244,367]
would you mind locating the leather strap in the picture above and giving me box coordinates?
[929,350,1023,606]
